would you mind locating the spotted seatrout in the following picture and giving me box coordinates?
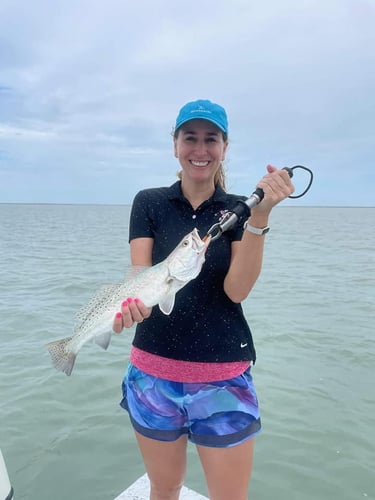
[46,228,210,376]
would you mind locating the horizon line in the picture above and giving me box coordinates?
[0,202,374,209]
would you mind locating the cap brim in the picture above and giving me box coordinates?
[175,116,227,134]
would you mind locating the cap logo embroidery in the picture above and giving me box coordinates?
[191,106,211,115]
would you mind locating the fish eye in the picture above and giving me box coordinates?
[182,239,190,246]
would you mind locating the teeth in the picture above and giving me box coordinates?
[191,161,209,167]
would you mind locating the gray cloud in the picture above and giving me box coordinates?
[0,0,374,205]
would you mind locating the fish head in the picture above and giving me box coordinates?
[167,228,210,283]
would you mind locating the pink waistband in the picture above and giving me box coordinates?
[130,346,250,383]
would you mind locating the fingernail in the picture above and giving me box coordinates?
[122,300,128,307]
[115,312,122,319]
[135,298,140,304]
[127,297,133,304]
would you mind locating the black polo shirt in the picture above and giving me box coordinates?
[128,181,256,363]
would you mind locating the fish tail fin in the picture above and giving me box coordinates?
[46,337,76,376]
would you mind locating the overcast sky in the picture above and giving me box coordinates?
[0,0,374,206]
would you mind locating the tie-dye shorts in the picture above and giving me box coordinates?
[120,363,261,448]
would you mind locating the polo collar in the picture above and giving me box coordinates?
[167,180,228,205]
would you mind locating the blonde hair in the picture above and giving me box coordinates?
[173,128,228,191]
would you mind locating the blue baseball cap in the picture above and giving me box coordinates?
[175,99,228,135]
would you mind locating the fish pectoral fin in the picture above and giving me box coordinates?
[159,280,180,316]
[94,331,112,350]
[158,278,185,315]
[158,290,176,315]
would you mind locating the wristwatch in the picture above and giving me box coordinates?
[243,222,270,235]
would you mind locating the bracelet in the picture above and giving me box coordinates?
[243,222,270,235]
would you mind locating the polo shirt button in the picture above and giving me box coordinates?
[192,214,197,219]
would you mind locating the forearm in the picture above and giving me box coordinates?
[224,165,295,302]
[223,213,269,303]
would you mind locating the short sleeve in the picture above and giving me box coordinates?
[128,190,154,242]
[231,221,245,242]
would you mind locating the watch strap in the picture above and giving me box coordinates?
[243,222,270,235]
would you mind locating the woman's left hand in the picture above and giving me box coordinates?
[112,298,152,333]
[251,164,295,215]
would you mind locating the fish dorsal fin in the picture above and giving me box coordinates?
[74,284,123,330]
[124,265,150,281]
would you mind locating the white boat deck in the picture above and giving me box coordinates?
[115,473,208,500]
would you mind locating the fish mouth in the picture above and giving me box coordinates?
[192,228,211,253]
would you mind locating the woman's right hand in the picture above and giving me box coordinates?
[112,298,152,334]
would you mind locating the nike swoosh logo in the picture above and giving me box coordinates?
[240,342,248,348]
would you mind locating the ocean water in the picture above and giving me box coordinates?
[0,204,374,500]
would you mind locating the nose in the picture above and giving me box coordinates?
[193,140,208,157]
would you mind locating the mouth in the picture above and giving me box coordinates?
[190,160,210,167]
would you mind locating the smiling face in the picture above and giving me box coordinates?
[174,119,228,186]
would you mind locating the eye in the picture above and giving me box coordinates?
[182,239,190,247]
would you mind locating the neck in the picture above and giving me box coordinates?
[180,178,215,210]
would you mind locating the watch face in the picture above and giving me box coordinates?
[263,227,270,234]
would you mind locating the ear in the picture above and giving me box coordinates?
[173,139,178,158]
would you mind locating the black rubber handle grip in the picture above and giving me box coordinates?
[208,166,309,239]
[252,167,294,202]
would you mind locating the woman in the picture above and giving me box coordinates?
[113,99,294,500]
